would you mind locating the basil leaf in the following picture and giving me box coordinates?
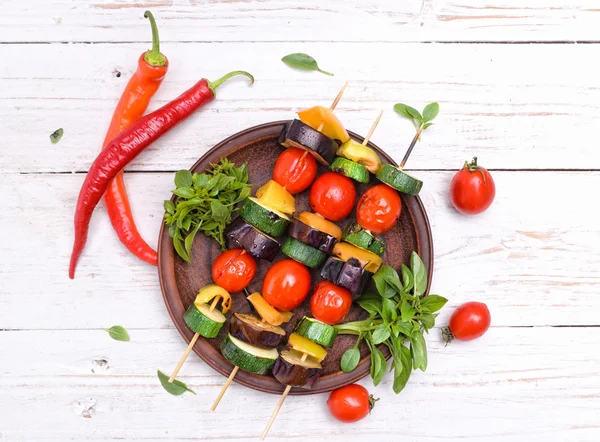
[173,236,191,263]
[394,320,413,337]
[410,252,428,296]
[382,298,396,324]
[400,299,416,322]
[210,200,229,223]
[184,221,203,255]
[181,215,192,231]
[163,200,175,214]
[193,173,209,188]
[422,102,439,123]
[372,324,391,345]
[174,170,193,188]
[401,264,414,291]
[357,297,382,317]
[50,128,64,144]
[410,333,428,372]
[423,122,434,129]
[103,325,130,342]
[340,348,360,373]
[172,187,195,199]
[420,295,448,313]
[419,313,436,331]
[281,53,333,76]
[370,346,387,386]
[393,345,412,394]
[168,224,177,239]
[157,370,196,396]
[373,265,402,297]
[394,103,421,122]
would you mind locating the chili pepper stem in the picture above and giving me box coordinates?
[399,123,424,169]
[211,365,239,412]
[208,71,254,96]
[169,332,200,383]
[143,11,167,67]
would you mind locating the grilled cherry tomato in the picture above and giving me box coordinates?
[356,184,401,234]
[450,157,496,215]
[327,384,376,423]
[262,259,311,310]
[211,248,257,292]
[310,281,352,325]
[443,301,491,343]
[272,147,317,194]
[309,172,356,221]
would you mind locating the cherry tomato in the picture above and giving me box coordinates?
[443,301,491,343]
[327,384,376,423]
[309,172,356,221]
[211,248,256,292]
[272,148,318,194]
[356,184,402,234]
[310,281,353,325]
[262,259,311,310]
[449,157,496,215]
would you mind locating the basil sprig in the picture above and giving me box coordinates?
[336,251,447,394]
[281,53,333,76]
[163,158,252,262]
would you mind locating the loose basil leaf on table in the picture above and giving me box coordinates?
[103,325,130,342]
[157,370,196,396]
[281,53,334,76]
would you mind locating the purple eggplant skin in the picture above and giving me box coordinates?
[320,257,344,283]
[272,358,322,389]
[278,119,338,165]
[224,217,280,262]
[229,314,285,349]
[288,219,337,254]
[337,259,372,299]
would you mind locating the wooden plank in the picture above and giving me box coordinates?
[1,1,600,43]
[1,170,599,329]
[0,327,599,441]
[2,42,599,173]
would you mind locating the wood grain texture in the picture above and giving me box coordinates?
[3,42,599,173]
[1,0,600,43]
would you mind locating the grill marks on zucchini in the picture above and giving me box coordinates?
[342,222,385,256]
[330,157,370,184]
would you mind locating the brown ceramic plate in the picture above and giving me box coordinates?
[158,121,433,395]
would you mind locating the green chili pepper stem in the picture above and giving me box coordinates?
[143,11,167,67]
[208,71,254,96]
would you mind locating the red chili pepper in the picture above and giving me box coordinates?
[69,70,254,279]
[102,11,168,267]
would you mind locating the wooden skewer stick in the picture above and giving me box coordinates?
[317,81,348,132]
[260,353,308,440]
[169,296,221,383]
[211,365,239,411]
[362,110,383,146]
[399,124,424,169]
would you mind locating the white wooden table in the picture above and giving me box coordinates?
[2,1,599,441]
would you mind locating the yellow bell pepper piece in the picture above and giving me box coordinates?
[298,106,350,143]
[332,242,383,273]
[298,211,342,239]
[256,180,296,215]
[247,292,293,326]
[288,333,328,362]
[194,284,232,314]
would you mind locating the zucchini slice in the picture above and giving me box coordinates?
[282,237,327,268]
[183,303,226,338]
[376,164,423,195]
[240,197,290,237]
[342,222,386,256]
[330,157,370,184]
[294,317,338,347]
[221,334,278,374]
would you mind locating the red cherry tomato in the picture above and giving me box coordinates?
[211,248,257,292]
[262,259,311,310]
[327,384,376,423]
[450,157,496,215]
[443,301,491,343]
[272,148,318,194]
[356,184,402,234]
[310,281,353,325]
[309,172,356,221]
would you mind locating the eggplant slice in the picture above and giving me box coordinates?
[224,217,281,262]
[320,257,371,299]
[320,256,344,283]
[288,219,337,254]
[278,119,338,165]
[230,313,286,349]
[272,350,322,389]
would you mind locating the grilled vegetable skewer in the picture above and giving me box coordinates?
[316,81,347,132]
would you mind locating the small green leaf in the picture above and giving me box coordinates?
[174,170,193,188]
[172,187,195,199]
[394,321,413,337]
[410,252,428,297]
[370,346,387,386]
[373,265,403,298]
[103,325,130,342]
[420,295,448,313]
[401,264,414,291]
[400,299,416,323]
[393,103,421,122]
[357,296,382,317]
[181,215,192,231]
[393,345,412,394]
[419,313,436,330]
[382,298,397,323]
[210,200,229,223]
[184,221,203,255]
[341,348,361,373]
[372,324,391,345]
[422,102,440,122]
[50,128,64,144]
[163,200,176,214]
[173,237,191,263]
[281,53,333,76]
[410,333,428,372]
[157,370,196,396]
[423,122,434,129]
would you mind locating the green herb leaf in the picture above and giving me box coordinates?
[164,200,175,214]
[341,348,361,373]
[372,324,391,345]
[281,53,333,76]
[172,187,195,199]
[410,251,428,297]
[400,264,414,291]
[423,122,434,129]
[419,313,436,331]
[420,295,448,313]
[410,333,428,371]
[357,295,382,317]
[370,346,387,386]
[103,325,130,342]
[394,321,414,337]
[393,345,412,394]
[400,299,416,322]
[157,370,196,396]
[184,221,203,255]
[50,128,64,144]
[382,298,397,323]
[210,200,229,223]
[173,236,191,263]
[422,102,440,123]
[174,170,193,188]
[393,104,421,122]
